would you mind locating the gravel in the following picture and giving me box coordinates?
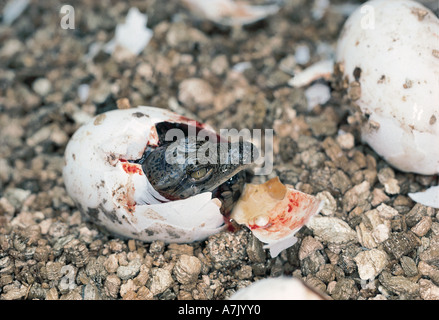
[1,0,439,300]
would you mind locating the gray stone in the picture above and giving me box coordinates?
[83,283,101,300]
[205,230,248,270]
[419,279,439,300]
[382,232,421,259]
[400,256,418,277]
[247,235,266,263]
[420,235,439,267]
[149,268,174,296]
[331,278,359,300]
[117,259,141,280]
[173,254,201,284]
[104,274,121,299]
[307,216,357,244]
[354,249,388,280]
[411,216,432,237]
[32,78,52,96]
[377,167,400,195]
[378,271,419,297]
[299,236,324,260]
[342,181,371,212]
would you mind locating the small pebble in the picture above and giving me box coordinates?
[32,78,52,97]
[376,203,399,219]
[316,191,337,216]
[299,236,324,260]
[104,254,119,273]
[104,274,121,299]
[83,283,100,300]
[315,264,336,284]
[419,279,439,300]
[377,167,400,195]
[331,278,358,300]
[178,78,214,109]
[133,264,150,287]
[356,208,391,249]
[117,259,141,280]
[354,249,388,280]
[149,268,174,296]
[400,256,418,277]
[378,271,419,298]
[307,216,357,244]
[411,216,432,237]
[173,254,201,284]
[294,44,311,65]
[304,83,331,110]
[336,132,355,150]
[246,235,266,263]
[120,279,138,298]
[383,232,421,259]
[419,235,439,265]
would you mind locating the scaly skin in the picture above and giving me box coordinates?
[142,135,257,215]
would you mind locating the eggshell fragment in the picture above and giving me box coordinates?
[335,0,439,175]
[230,177,323,257]
[229,277,328,300]
[288,59,334,88]
[409,186,439,209]
[104,8,153,56]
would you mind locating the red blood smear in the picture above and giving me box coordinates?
[126,202,136,213]
[224,217,240,232]
[119,159,143,175]
[269,211,292,230]
[249,191,309,233]
[148,126,159,146]
[248,222,272,230]
[290,216,307,230]
[288,192,301,208]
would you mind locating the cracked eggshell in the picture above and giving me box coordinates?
[230,177,323,257]
[63,106,225,243]
[336,0,439,175]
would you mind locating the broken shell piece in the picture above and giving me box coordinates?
[304,83,331,110]
[2,0,29,26]
[288,59,334,88]
[231,177,323,257]
[104,8,153,56]
[229,276,328,300]
[181,0,279,26]
[409,186,439,209]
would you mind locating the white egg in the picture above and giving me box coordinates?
[336,0,439,175]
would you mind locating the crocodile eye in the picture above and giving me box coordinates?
[190,167,211,180]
